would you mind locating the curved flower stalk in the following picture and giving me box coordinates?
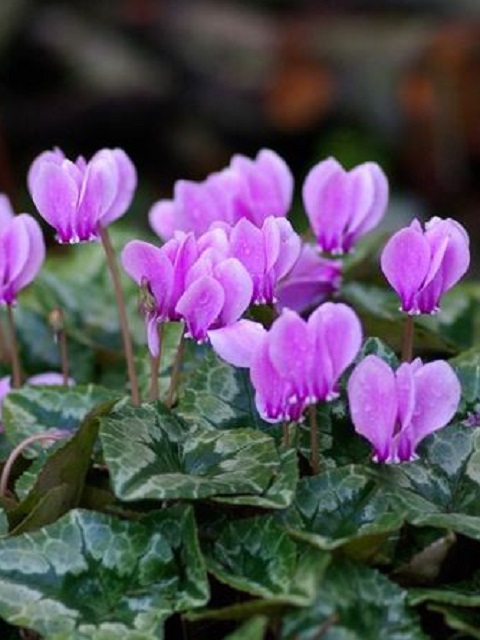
[347,355,460,463]
[381,217,470,315]
[149,148,293,239]
[275,243,342,313]
[28,147,137,243]
[121,231,253,355]
[302,157,388,254]
[209,303,362,423]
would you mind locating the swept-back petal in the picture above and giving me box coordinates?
[29,160,79,242]
[347,355,398,462]
[271,217,302,280]
[77,152,118,239]
[214,258,253,325]
[0,194,14,226]
[302,157,341,239]
[175,275,224,341]
[9,215,45,293]
[408,360,461,451]
[395,361,416,432]
[99,148,137,226]
[149,200,178,240]
[347,162,388,239]
[380,224,431,313]
[208,319,267,368]
[250,339,289,423]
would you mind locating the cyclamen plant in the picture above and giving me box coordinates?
[0,145,475,640]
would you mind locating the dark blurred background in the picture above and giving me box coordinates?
[1,0,480,259]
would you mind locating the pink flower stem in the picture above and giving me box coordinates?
[309,404,319,474]
[6,305,22,389]
[99,226,141,405]
[149,325,162,402]
[49,308,70,386]
[0,430,69,496]
[402,315,415,363]
[166,329,185,409]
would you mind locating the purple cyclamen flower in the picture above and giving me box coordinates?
[348,355,460,463]
[228,216,301,305]
[381,217,470,315]
[209,303,362,423]
[149,148,293,240]
[121,230,253,355]
[275,243,342,313]
[0,373,74,432]
[0,196,45,305]
[28,147,137,243]
[302,157,388,254]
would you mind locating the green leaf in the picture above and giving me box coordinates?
[427,605,480,639]
[2,385,120,454]
[100,403,285,502]
[6,401,113,534]
[224,616,269,640]
[0,505,208,639]
[177,351,269,432]
[281,558,427,640]
[380,424,480,540]
[203,515,329,605]
[282,466,404,555]
[409,570,480,607]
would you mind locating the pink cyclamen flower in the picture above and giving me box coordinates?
[275,243,342,313]
[228,216,301,305]
[0,195,45,305]
[209,303,362,423]
[0,373,74,432]
[302,157,388,254]
[28,147,137,243]
[121,230,253,355]
[149,148,293,240]
[348,355,460,463]
[381,217,470,315]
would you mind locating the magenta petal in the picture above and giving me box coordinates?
[250,340,289,423]
[149,200,178,240]
[9,215,45,294]
[77,153,117,238]
[347,355,398,462]
[208,320,267,368]
[121,240,173,314]
[214,258,253,325]
[175,179,219,236]
[0,195,14,226]
[395,361,416,432]
[268,309,313,402]
[29,161,79,241]
[381,225,431,313]
[175,276,225,341]
[347,162,389,239]
[424,217,470,293]
[3,216,30,285]
[309,302,362,399]
[302,158,343,246]
[262,217,281,272]
[99,149,137,226]
[408,360,461,450]
[271,217,301,280]
[230,218,265,274]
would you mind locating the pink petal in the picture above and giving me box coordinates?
[394,361,416,432]
[175,276,225,341]
[271,217,302,280]
[268,309,313,403]
[9,215,45,294]
[347,162,389,240]
[423,217,470,296]
[208,319,267,368]
[175,179,220,236]
[347,355,398,462]
[146,316,161,357]
[27,373,74,386]
[149,200,178,241]
[262,217,281,272]
[170,234,199,309]
[0,195,15,226]
[250,339,290,423]
[27,148,66,193]
[302,158,343,247]
[29,160,80,242]
[407,360,461,452]
[380,224,431,313]
[99,149,137,226]
[77,153,118,239]
[214,258,253,325]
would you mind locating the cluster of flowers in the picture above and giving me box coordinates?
[0,144,471,464]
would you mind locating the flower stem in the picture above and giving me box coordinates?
[0,316,10,363]
[0,430,69,496]
[6,305,22,388]
[49,308,70,386]
[402,315,415,362]
[166,330,185,409]
[282,420,290,447]
[149,325,162,402]
[309,404,319,474]
[99,226,140,405]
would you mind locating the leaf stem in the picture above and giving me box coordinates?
[282,420,290,447]
[402,315,415,362]
[49,308,70,386]
[6,305,22,388]
[166,329,185,409]
[309,404,319,475]
[99,226,140,405]
[0,430,69,496]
